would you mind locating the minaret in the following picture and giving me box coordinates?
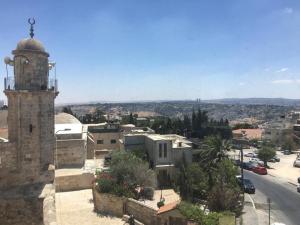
[3,19,58,186]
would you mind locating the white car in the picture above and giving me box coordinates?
[293,158,300,167]
[249,158,264,166]
[244,152,257,158]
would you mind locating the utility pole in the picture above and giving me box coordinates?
[240,143,244,185]
[267,197,271,225]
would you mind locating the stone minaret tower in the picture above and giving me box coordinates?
[1,19,58,187]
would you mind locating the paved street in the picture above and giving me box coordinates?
[244,170,300,225]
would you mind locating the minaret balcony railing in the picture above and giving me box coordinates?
[4,77,15,90]
[48,78,58,93]
[4,77,58,92]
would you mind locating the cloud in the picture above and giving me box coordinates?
[271,79,300,84]
[276,67,289,73]
[238,82,245,86]
[283,7,293,14]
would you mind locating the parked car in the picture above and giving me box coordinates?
[297,185,300,193]
[242,179,256,194]
[293,158,300,167]
[269,155,280,163]
[297,177,300,184]
[252,166,267,175]
[284,150,291,155]
[241,162,255,171]
[244,152,257,158]
[236,176,255,194]
[249,158,264,166]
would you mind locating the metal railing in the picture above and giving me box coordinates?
[4,77,58,92]
[49,78,58,92]
[4,77,15,90]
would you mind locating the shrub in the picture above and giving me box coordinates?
[96,172,136,198]
[178,201,220,225]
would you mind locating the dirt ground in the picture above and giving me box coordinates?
[56,189,124,225]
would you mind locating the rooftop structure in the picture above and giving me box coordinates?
[122,133,193,186]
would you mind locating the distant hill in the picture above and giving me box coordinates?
[202,98,300,106]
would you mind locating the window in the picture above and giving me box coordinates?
[159,143,163,158]
[97,140,103,144]
[111,139,117,144]
[164,143,167,157]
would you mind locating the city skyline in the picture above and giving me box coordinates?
[1,0,300,104]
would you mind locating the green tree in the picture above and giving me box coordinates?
[207,159,241,213]
[200,136,231,189]
[62,106,73,115]
[110,151,156,188]
[183,115,191,130]
[129,113,134,124]
[186,163,209,200]
[258,144,276,167]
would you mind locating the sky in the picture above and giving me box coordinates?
[1,0,300,104]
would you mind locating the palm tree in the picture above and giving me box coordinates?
[199,136,231,189]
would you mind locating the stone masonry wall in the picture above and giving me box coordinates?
[93,190,126,217]
[126,198,157,225]
[0,142,17,189]
[87,134,95,159]
[0,196,44,225]
[55,172,94,192]
[56,139,85,168]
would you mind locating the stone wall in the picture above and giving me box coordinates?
[0,196,43,225]
[0,183,56,225]
[0,142,17,170]
[55,172,94,192]
[43,184,57,225]
[93,190,126,217]
[86,134,95,159]
[126,198,157,225]
[56,139,85,168]
[92,132,120,150]
[0,142,17,189]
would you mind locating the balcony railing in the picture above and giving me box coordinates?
[4,77,15,90]
[4,77,58,92]
[49,78,58,93]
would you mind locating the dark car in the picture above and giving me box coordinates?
[269,155,280,162]
[240,162,255,171]
[284,150,291,155]
[243,179,256,194]
[297,184,300,193]
[237,178,255,194]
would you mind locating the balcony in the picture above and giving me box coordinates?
[4,77,58,93]
[4,77,14,90]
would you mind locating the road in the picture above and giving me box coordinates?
[244,170,300,225]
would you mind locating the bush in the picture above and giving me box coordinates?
[177,201,220,225]
[96,172,136,198]
[96,175,115,193]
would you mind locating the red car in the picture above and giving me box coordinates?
[252,166,267,175]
